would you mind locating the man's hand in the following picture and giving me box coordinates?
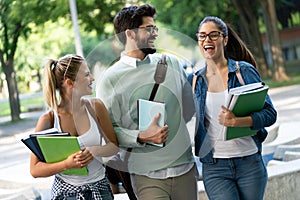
[138,113,169,144]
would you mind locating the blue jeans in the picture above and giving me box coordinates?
[202,152,267,200]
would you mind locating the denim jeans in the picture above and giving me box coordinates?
[202,152,267,200]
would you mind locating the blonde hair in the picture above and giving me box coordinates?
[43,54,84,110]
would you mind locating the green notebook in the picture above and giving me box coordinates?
[36,136,88,175]
[223,83,269,140]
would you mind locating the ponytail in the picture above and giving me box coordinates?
[225,24,257,68]
[42,54,84,111]
[43,59,59,111]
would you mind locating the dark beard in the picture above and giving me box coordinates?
[141,47,156,55]
[136,36,157,55]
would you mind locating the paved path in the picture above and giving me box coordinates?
[0,84,299,199]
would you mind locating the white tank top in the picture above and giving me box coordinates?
[53,107,105,186]
[205,91,258,158]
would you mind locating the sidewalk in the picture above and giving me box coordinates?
[0,84,299,199]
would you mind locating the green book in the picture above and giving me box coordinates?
[36,136,88,175]
[223,83,269,140]
[21,128,69,162]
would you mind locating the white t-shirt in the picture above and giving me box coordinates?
[205,91,258,158]
[53,107,105,186]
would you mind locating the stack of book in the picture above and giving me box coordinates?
[222,82,269,140]
[21,128,88,175]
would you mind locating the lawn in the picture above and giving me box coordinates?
[0,94,45,117]
[0,71,299,118]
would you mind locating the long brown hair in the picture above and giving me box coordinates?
[226,24,257,68]
[198,16,257,68]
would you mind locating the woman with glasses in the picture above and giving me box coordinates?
[30,54,118,199]
[189,16,277,200]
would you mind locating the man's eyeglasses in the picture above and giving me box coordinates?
[139,25,158,34]
[196,31,224,41]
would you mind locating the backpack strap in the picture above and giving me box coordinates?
[192,74,198,94]
[149,54,168,101]
[236,61,245,85]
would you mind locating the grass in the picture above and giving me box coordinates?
[264,71,300,88]
[0,71,299,119]
[0,95,44,117]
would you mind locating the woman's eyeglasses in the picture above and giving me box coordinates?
[139,25,158,34]
[196,31,224,41]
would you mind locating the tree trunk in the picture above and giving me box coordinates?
[260,0,290,81]
[2,59,20,121]
[231,0,270,77]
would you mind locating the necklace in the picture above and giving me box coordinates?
[206,70,216,76]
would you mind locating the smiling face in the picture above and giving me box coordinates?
[73,62,94,97]
[197,21,228,61]
[135,16,158,55]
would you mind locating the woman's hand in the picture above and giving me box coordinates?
[218,105,236,127]
[65,148,94,169]
[218,105,254,128]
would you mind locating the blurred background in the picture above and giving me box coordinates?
[1,0,300,123]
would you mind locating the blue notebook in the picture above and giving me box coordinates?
[21,128,69,162]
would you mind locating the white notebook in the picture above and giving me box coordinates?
[138,99,165,147]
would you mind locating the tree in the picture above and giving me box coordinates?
[149,0,293,80]
[260,0,290,81]
[276,0,300,28]
[76,0,126,38]
[0,0,63,121]
[231,0,270,77]
[0,0,125,122]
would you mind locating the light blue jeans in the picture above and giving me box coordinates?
[202,152,267,200]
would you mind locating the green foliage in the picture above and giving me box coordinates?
[265,71,300,88]
[0,95,44,117]
[13,18,75,93]
[145,0,237,45]
[76,0,126,37]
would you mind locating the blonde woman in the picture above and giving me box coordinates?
[30,54,118,199]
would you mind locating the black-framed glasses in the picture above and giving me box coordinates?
[196,31,224,41]
[139,25,158,34]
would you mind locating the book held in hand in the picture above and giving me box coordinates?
[137,99,165,147]
[21,128,69,162]
[222,82,269,140]
[21,128,88,175]
[37,136,88,175]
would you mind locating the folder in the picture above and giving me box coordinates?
[222,82,269,140]
[36,136,88,175]
[21,128,87,175]
[21,128,68,162]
